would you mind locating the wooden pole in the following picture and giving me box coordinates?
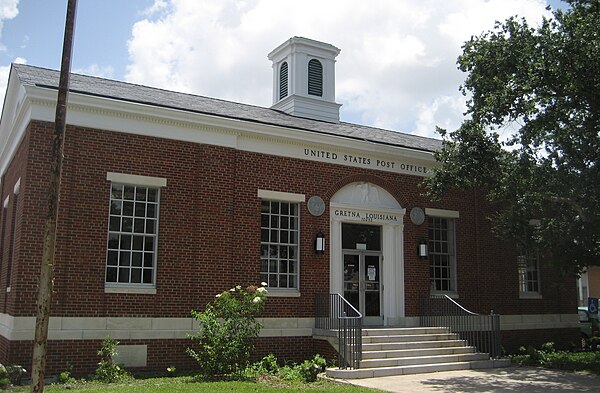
[30,0,77,391]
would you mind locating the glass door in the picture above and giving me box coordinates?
[343,252,383,325]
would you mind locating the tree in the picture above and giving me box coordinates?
[425,0,600,275]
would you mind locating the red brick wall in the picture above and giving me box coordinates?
[0,119,578,372]
[1,334,335,376]
[501,328,581,353]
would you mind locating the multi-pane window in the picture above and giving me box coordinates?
[428,217,456,292]
[260,200,299,290]
[106,183,159,286]
[518,251,540,293]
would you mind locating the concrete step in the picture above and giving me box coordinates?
[326,358,511,379]
[362,333,459,344]
[359,352,490,368]
[362,339,468,352]
[362,345,476,359]
[362,327,449,336]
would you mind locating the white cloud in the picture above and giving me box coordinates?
[126,0,551,138]
[0,56,25,114]
[0,0,19,52]
[73,64,115,79]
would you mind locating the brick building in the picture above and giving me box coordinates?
[0,37,578,374]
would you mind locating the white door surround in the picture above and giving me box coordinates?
[329,182,406,326]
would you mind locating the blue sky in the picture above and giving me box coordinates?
[1,0,568,138]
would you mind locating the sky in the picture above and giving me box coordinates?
[0,0,567,139]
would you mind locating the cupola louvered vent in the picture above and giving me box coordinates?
[308,59,323,97]
[279,62,288,99]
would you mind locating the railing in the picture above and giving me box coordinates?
[316,293,362,369]
[420,294,501,358]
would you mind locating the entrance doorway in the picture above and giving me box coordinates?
[342,223,383,326]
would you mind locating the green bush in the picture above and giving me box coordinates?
[299,354,327,382]
[510,341,600,374]
[187,283,268,380]
[95,336,131,383]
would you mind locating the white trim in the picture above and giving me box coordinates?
[519,292,543,299]
[3,196,8,208]
[104,287,157,295]
[267,291,301,298]
[0,314,315,340]
[13,178,20,194]
[425,208,459,218]
[1,82,436,180]
[0,313,579,341]
[106,172,167,188]
[431,291,459,299]
[257,189,305,203]
[330,182,406,327]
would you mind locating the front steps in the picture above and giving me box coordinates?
[326,327,510,379]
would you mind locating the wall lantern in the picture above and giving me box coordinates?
[315,231,325,254]
[418,239,428,259]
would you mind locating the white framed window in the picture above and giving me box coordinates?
[428,216,457,292]
[105,182,160,288]
[518,250,541,297]
[260,200,299,290]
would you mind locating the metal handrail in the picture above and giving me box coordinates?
[316,293,363,369]
[420,294,501,359]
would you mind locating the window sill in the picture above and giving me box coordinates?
[519,292,542,299]
[267,291,301,298]
[431,291,459,299]
[105,286,157,295]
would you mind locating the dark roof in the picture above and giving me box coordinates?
[13,63,441,152]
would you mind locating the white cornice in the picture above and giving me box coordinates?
[1,82,436,178]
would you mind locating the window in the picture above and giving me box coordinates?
[7,180,20,290]
[0,198,8,289]
[428,217,456,292]
[279,61,288,100]
[260,200,299,290]
[106,183,159,286]
[307,59,323,96]
[518,250,540,294]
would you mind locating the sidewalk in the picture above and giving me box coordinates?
[342,366,600,392]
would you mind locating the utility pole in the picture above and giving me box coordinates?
[30,0,77,391]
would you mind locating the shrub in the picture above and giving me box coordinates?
[299,354,327,382]
[56,364,75,384]
[510,341,600,374]
[187,283,268,380]
[95,336,131,383]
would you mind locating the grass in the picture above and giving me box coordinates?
[9,376,381,393]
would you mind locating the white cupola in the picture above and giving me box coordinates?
[268,37,341,123]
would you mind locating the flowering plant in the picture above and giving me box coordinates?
[187,282,268,379]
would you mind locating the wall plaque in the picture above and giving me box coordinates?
[410,207,425,225]
[307,196,325,216]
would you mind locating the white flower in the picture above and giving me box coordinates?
[256,287,267,293]
[215,293,222,298]
[229,288,236,292]
[261,282,268,287]
[253,297,262,303]
[236,285,242,290]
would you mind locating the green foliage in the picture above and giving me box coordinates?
[510,341,600,374]
[425,0,600,274]
[230,353,328,383]
[0,364,26,387]
[95,336,131,383]
[298,354,327,382]
[57,364,75,384]
[187,283,268,380]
